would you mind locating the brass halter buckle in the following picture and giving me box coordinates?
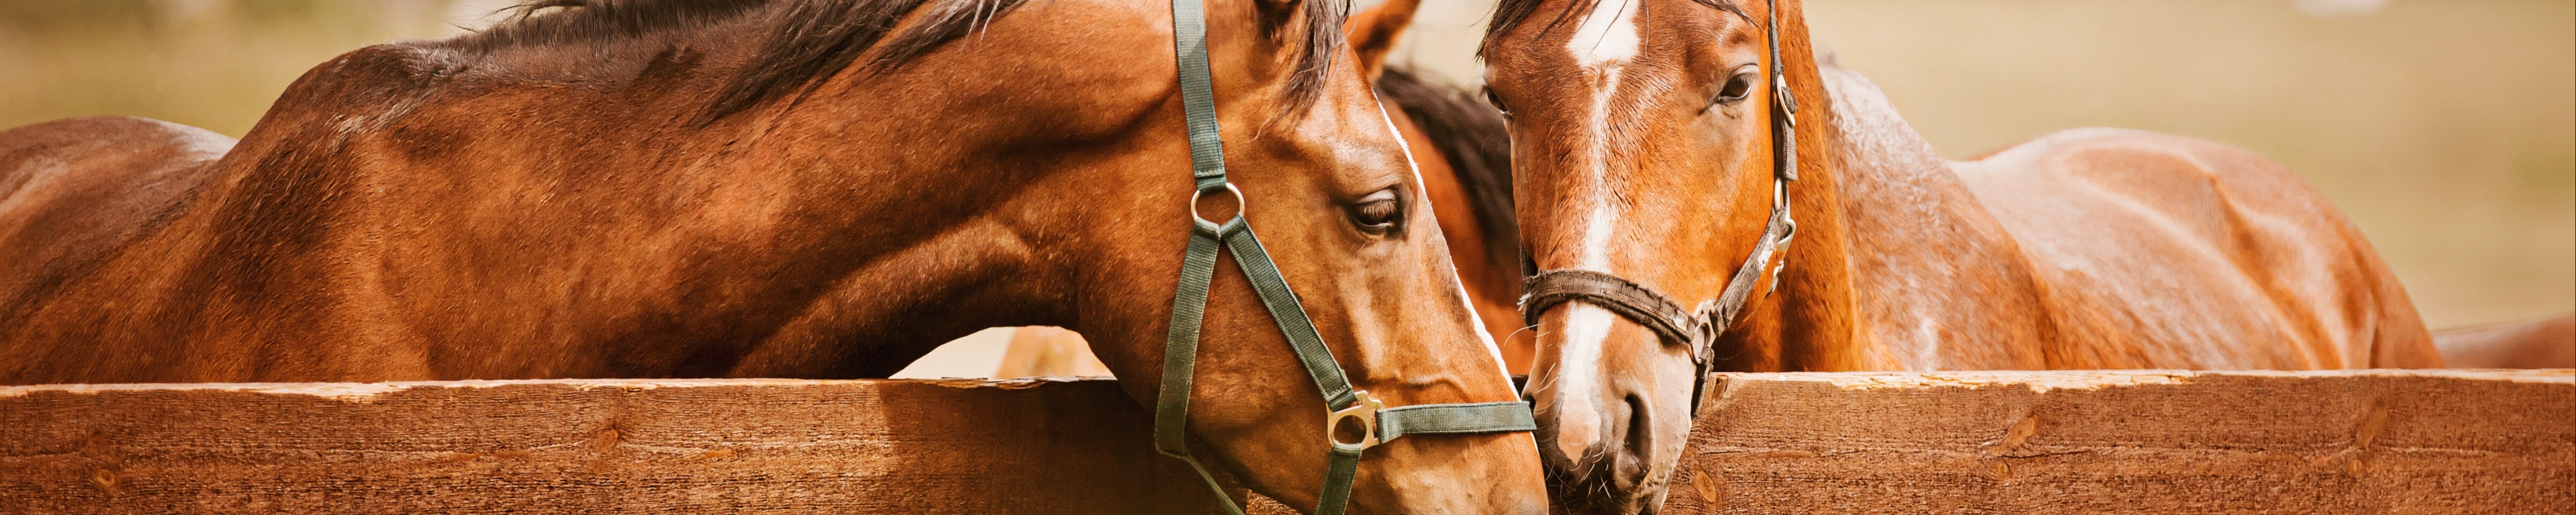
[1327,390,1385,451]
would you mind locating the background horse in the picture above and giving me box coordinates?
[2435,314,2575,368]
[0,0,1547,511]
[1477,0,2444,512]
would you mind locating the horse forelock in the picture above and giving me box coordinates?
[427,0,1351,125]
[1481,0,1748,57]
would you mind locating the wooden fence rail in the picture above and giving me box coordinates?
[0,378,1233,514]
[2,370,2567,514]
[1667,369,2574,514]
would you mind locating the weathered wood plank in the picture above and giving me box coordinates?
[6,370,2564,514]
[0,378,1241,514]
[1662,369,2576,514]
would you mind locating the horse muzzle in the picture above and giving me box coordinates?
[1533,384,1662,513]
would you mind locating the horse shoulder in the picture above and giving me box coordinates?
[1955,128,2435,369]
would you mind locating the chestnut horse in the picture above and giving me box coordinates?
[1000,0,1532,378]
[0,0,1548,511]
[1478,0,2443,511]
[997,65,1527,378]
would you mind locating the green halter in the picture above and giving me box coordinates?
[1152,1,1538,514]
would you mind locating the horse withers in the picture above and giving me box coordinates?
[1477,0,2442,512]
[0,0,1544,512]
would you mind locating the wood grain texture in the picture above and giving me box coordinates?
[0,378,1247,514]
[1661,369,2576,514]
[3,371,2564,514]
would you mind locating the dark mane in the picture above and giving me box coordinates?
[1483,0,1746,55]
[1374,68,1518,294]
[439,0,1349,123]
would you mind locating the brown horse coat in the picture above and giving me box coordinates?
[1828,65,2439,370]
[1479,0,2440,512]
[996,66,1528,378]
[2433,314,2575,368]
[0,1,1549,511]
[1,117,234,331]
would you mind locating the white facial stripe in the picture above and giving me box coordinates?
[1551,0,1640,432]
[1375,93,1513,378]
[1551,304,1618,445]
[1579,203,1619,271]
[1567,0,1642,67]
[1564,0,1638,275]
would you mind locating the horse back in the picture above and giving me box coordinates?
[0,116,232,317]
[1953,128,2440,369]
[2434,314,2575,369]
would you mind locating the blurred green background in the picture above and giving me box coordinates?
[2,0,2567,336]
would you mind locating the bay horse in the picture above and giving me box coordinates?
[0,0,1549,511]
[999,0,1533,377]
[1476,0,2444,511]
[994,64,1528,377]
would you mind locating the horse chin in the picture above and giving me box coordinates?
[1543,458,1665,515]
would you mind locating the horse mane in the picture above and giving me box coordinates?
[432,0,1349,123]
[1373,68,1518,294]
[1483,0,1746,54]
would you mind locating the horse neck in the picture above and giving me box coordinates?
[1757,55,2059,371]
[109,43,1076,380]
[1725,2,1953,372]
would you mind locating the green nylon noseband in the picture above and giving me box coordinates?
[1151,1,1538,513]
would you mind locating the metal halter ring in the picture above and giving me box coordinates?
[1189,183,1246,226]
[1772,74,1798,126]
[1327,390,1385,450]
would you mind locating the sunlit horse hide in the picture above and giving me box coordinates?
[999,0,1530,378]
[998,66,1526,378]
[1477,0,2444,512]
[2434,314,2575,369]
[1375,69,1528,369]
[0,0,1549,511]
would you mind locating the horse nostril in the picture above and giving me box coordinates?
[1623,393,1650,441]
[1621,393,1653,469]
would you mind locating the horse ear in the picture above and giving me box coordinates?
[1343,0,1421,81]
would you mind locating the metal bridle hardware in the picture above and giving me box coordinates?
[1327,390,1386,450]
[1519,0,1801,417]
[1190,182,1245,226]
[1150,1,1538,514]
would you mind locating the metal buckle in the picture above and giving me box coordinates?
[1189,183,1245,226]
[1327,390,1385,451]
[1766,180,1796,297]
[1772,74,1798,124]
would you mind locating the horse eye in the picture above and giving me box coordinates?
[1710,70,1758,108]
[1481,86,1513,117]
[1347,189,1402,234]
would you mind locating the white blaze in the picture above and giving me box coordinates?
[1548,0,1643,449]
[1567,0,1642,67]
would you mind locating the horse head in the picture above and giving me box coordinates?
[1479,0,1828,511]
[751,0,1550,510]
